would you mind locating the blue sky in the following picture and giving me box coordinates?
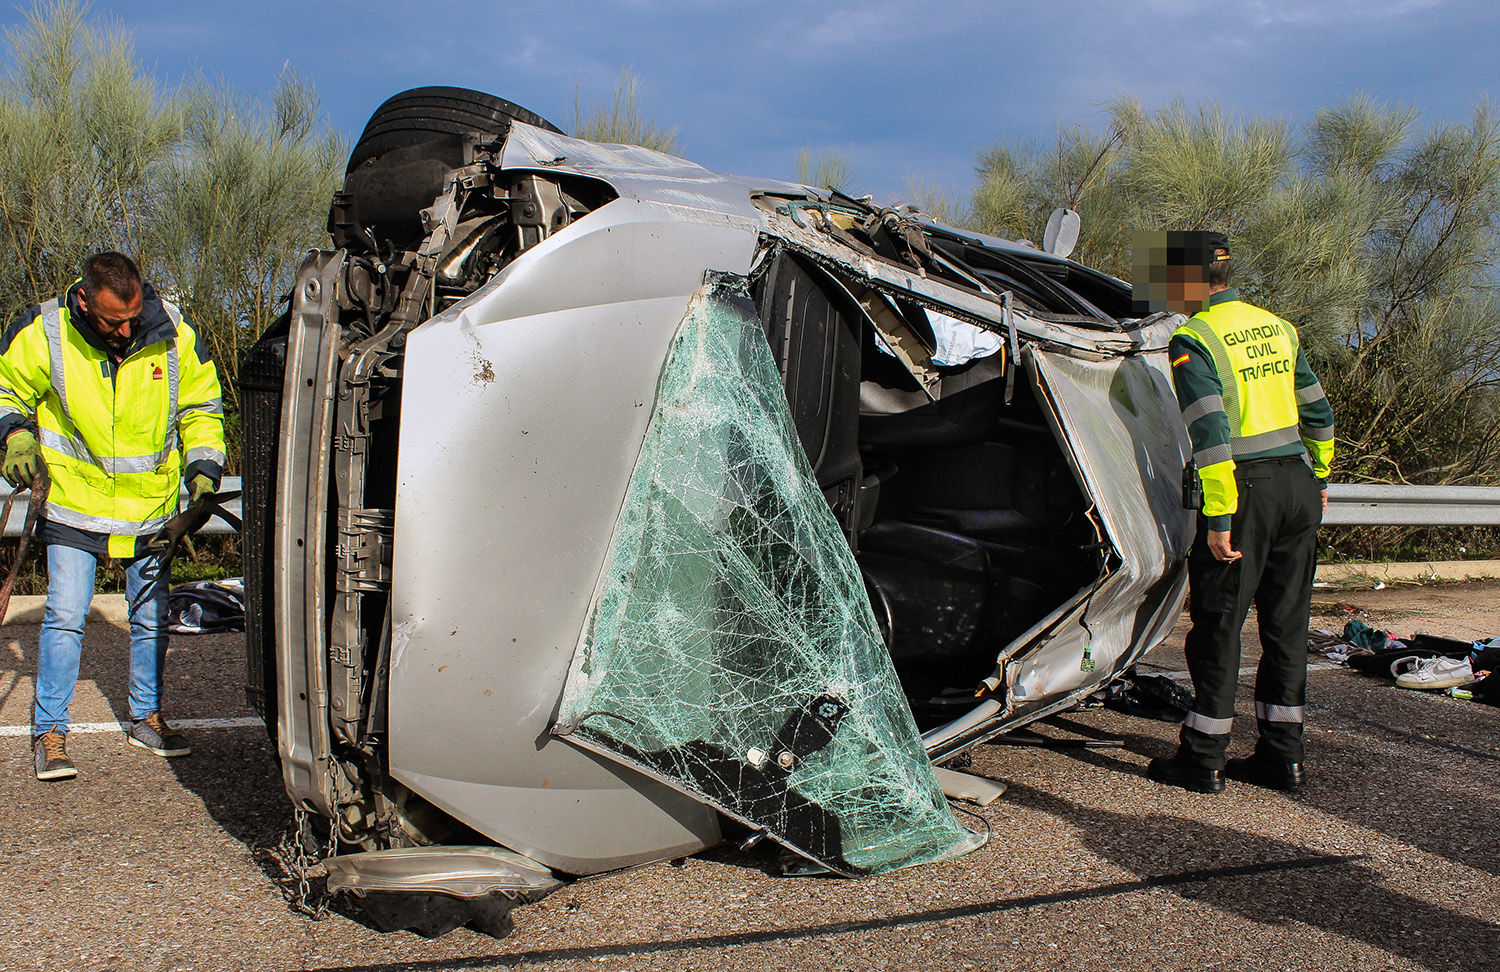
[7,0,1498,202]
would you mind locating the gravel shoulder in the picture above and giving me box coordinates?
[2,580,1497,972]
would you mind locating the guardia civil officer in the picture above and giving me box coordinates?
[1147,233,1335,793]
[0,252,226,781]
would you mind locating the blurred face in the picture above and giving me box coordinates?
[78,286,143,353]
[1164,263,1212,314]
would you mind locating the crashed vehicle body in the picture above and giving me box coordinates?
[238,88,1194,936]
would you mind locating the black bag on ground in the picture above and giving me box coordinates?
[167,579,245,634]
[1408,634,1475,657]
[1468,645,1500,674]
[1347,634,1474,679]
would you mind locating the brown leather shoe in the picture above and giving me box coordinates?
[127,712,191,757]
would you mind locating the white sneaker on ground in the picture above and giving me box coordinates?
[1395,656,1475,690]
[1388,655,1423,678]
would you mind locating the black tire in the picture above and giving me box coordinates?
[347,86,562,174]
[236,315,290,750]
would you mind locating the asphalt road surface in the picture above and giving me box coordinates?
[2,581,1497,972]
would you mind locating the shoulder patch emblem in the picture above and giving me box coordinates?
[1171,352,1191,368]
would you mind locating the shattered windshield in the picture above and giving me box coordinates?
[554,272,984,875]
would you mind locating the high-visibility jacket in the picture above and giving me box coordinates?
[1169,289,1335,530]
[0,281,226,559]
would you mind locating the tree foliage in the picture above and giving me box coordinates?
[0,1,344,449]
[0,0,177,313]
[145,71,344,416]
[902,178,970,228]
[964,96,1500,486]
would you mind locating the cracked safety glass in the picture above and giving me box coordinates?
[554,272,985,875]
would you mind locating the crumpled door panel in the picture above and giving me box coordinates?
[1002,347,1193,707]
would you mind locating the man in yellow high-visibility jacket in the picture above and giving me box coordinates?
[1146,232,1334,794]
[0,252,226,781]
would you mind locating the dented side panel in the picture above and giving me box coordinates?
[1008,344,1193,705]
[921,343,1192,758]
[386,201,758,874]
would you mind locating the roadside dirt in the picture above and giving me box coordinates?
[1308,576,1500,644]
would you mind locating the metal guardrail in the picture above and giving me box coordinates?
[1,478,1497,536]
[1,476,242,538]
[1324,483,1500,526]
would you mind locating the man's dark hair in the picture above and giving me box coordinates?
[1207,254,1232,287]
[81,251,143,302]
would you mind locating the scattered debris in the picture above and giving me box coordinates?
[167,578,245,634]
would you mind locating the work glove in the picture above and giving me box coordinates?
[187,473,216,505]
[2,430,41,489]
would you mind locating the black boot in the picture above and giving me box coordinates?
[1225,753,1305,791]
[1146,756,1225,794]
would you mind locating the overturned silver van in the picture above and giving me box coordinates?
[238,88,1194,937]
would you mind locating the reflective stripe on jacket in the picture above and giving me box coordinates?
[1169,291,1334,529]
[0,287,226,559]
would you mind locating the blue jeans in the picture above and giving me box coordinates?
[33,543,169,736]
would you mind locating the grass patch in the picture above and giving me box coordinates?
[0,535,241,595]
[1320,525,1500,564]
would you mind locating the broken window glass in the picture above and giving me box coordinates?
[554,272,986,876]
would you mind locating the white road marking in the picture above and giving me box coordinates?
[0,716,263,737]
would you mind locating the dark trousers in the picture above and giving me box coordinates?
[1180,457,1322,767]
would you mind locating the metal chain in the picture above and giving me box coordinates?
[274,806,332,920]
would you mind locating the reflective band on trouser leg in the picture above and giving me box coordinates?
[1255,702,1305,723]
[1183,711,1234,735]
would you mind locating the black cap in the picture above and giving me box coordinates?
[1155,231,1230,268]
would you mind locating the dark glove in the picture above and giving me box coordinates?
[187,473,215,504]
[2,430,41,489]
